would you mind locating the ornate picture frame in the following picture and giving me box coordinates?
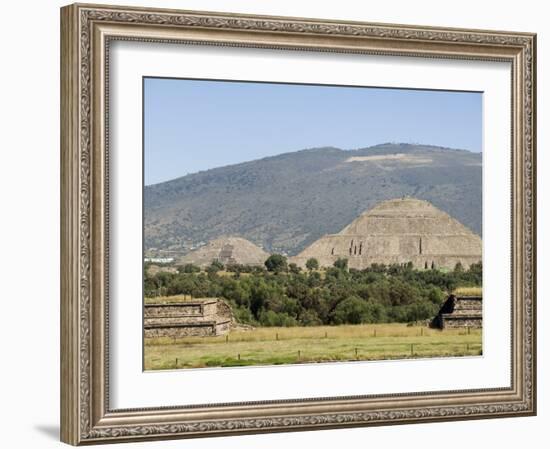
[60,3,536,445]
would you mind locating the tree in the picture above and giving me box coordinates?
[333,258,348,270]
[145,254,482,327]
[307,271,322,287]
[179,263,200,274]
[258,310,297,327]
[250,281,271,317]
[225,264,240,273]
[467,261,482,284]
[367,263,387,274]
[388,263,403,276]
[300,309,322,326]
[288,263,301,274]
[305,257,319,271]
[453,262,464,273]
[469,261,482,275]
[332,296,369,324]
[264,254,288,273]
[210,259,224,272]
[426,286,444,304]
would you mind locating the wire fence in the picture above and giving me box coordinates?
[170,341,482,369]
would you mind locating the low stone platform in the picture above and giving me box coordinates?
[144,298,234,338]
[431,295,482,329]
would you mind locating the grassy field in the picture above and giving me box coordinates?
[144,323,482,370]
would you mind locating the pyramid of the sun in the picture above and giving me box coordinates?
[179,236,269,267]
[291,198,482,270]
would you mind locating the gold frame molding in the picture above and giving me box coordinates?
[60,3,537,445]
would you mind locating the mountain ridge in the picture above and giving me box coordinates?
[144,143,482,256]
[146,143,479,187]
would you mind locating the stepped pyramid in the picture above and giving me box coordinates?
[291,198,482,270]
[432,294,483,329]
[179,236,269,267]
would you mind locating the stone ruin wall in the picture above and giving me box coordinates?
[291,234,481,270]
[440,316,482,329]
[342,215,464,235]
[145,323,220,338]
[432,296,483,329]
[144,299,234,338]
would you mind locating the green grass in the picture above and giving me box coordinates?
[144,323,482,370]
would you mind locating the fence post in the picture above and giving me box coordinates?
[237,353,240,361]
[175,358,178,369]
[298,350,301,360]
[355,348,358,358]
[410,344,414,356]
[276,333,279,341]
[226,335,229,343]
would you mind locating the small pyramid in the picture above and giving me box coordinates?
[291,198,481,270]
[180,236,269,268]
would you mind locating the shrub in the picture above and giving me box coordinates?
[265,254,288,272]
[208,259,224,272]
[300,309,322,326]
[333,258,348,270]
[305,258,319,271]
[233,306,256,325]
[453,262,464,273]
[332,296,369,324]
[259,310,297,327]
[144,257,482,326]
[179,263,200,274]
[288,263,301,274]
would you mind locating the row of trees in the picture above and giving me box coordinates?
[145,256,482,327]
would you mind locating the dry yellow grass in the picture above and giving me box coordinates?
[453,286,482,296]
[144,323,482,370]
[216,271,252,277]
[146,323,467,345]
[144,295,193,304]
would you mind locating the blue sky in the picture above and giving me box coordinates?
[144,77,482,185]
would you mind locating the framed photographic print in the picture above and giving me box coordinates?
[60,3,537,445]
